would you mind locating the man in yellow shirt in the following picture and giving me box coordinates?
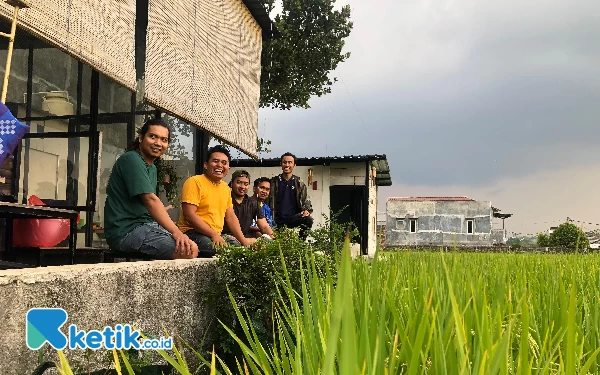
[177,145,256,256]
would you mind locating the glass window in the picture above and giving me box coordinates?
[466,219,474,234]
[94,122,129,247]
[409,219,418,233]
[395,219,404,230]
[18,135,91,208]
[0,48,29,114]
[26,117,71,134]
[160,114,197,222]
[30,48,80,120]
[80,64,92,115]
[98,73,132,113]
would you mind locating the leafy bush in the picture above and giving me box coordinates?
[200,207,359,365]
[549,222,590,250]
[537,232,550,247]
[308,208,359,258]
[200,228,337,365]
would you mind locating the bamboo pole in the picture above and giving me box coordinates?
[1,0,29,103]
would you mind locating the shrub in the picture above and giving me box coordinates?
[200,228,336,365]
[199,209,358,367]
[308,207,359,258]
[537,232,550,247]
[549,222,590,250]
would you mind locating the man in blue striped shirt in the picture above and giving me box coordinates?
[249,177,275,237]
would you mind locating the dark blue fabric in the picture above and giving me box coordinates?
[276,175,298,223]
[250,201,274,230]
[0,102,29,166]
[262,202,275,227]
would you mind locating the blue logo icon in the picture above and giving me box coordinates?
[26,308,68,350]
[26,308,172,351]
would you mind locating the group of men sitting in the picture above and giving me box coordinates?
[103,119,314,259]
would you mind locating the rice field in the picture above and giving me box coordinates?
[226,249,600,374]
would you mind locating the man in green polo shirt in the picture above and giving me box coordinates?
[104,119,197,259]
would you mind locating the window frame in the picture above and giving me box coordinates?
[466,219,474,234]
[409,218,418,233]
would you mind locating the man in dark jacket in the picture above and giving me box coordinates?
[268,152,313,239]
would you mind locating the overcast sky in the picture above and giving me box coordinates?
[254,0,600,236]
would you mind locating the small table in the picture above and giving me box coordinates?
[0,202,79,266]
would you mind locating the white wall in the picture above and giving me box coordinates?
[330,162,366,186]
[231,161,380,255]
[228,165,330,229]
[367,164,378,256]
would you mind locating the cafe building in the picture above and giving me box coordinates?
[0,0,273,264]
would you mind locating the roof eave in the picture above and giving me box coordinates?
[242,0,281,39]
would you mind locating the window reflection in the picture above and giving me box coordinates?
[99,73,131,113]
[159,114,197,222]
[0,48,28,106]
[31,49,80,118]
[94,122,128,248]
[18,136,90,208]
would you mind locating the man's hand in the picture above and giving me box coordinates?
[211,234,227,248]
[172,230,195,257]
[301,210,310,217]
[241,237,257,247]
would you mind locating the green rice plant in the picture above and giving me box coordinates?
[216,247,600,374]
[51,247,600,374]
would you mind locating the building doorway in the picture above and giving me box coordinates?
[329,185,367,254]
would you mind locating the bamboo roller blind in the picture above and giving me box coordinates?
[144,0,262,157]
[0,0,137,91]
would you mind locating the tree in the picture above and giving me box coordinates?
[507,235,536,248]
[260,0,353,109]
[549,222,590,250]
[537,233,549,247]
[506,236,521,248]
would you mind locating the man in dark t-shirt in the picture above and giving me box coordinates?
[223,170,273,238]
[104,119,197,259]
[267,152,313,240]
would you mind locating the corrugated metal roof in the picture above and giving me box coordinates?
[231,154,392,186]
[388,196,474,202]
[232,154,388,165]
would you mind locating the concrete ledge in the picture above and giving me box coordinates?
[0,259,218,374]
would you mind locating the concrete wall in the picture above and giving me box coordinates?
[0,259,217,374]
[386,200,493,247]
[491,228,507,245]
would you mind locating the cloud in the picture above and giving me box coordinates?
[256,0,600,192]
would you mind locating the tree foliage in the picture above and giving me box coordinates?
[260,0,353,109]
[549,222,590,250]
[536,233,549,247]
